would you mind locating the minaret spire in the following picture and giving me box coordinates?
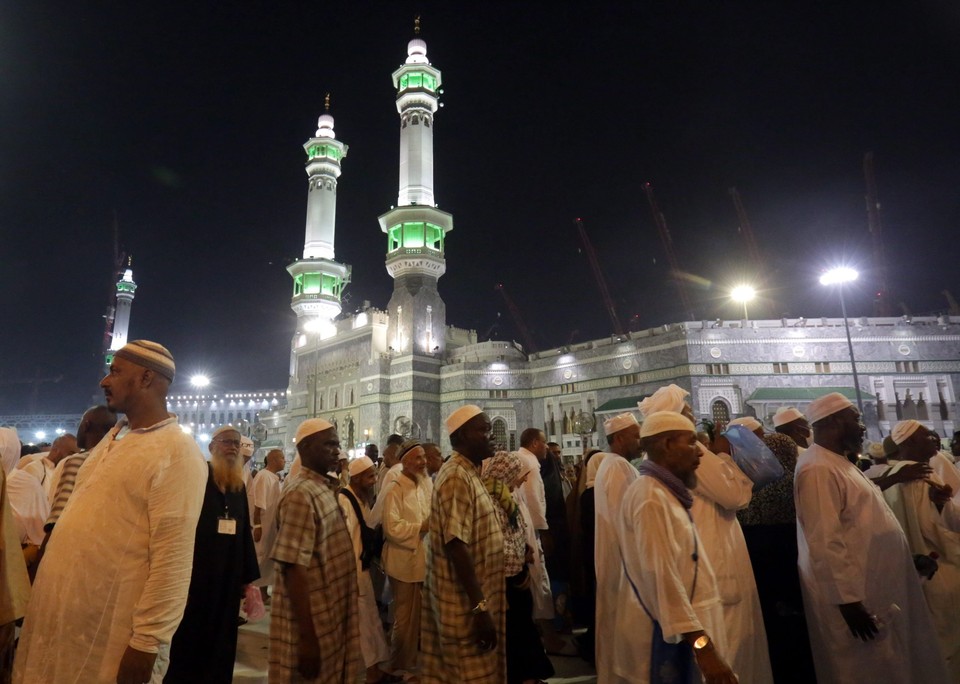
[287,97,351,331]
[377,27,453,355]
[105,258,137,367]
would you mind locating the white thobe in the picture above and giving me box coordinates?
[339,487,391,670]
[6,464,49,546]
[515,448,553,619]
[13,416,207,684]
[932,451,960,504]
[618,474,729,684]
[693,447,772,684]
[251,468,281,586]
[882,460,960,680]
[368,462,402,527]
[593,454,640,683]
[795,443,950,683]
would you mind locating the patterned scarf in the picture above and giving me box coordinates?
[481,452,521,526]
[638,459,694,510]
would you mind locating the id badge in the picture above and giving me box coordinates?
[218,517,237,535]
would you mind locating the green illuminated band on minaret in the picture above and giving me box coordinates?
[289,94,351,326]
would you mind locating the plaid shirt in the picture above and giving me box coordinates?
[421,452,505,684]
[268,467,360,683]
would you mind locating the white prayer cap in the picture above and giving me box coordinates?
[212,424,239,439]
[348,455,375,477]
[640,411,696,438]
[638,384,690,417]
[729,416,762,432]
[867,442,885,459]
[295,418,334,445]
[239,436,254,457]
[806,392,853,425]
[603,412,639,436]
[446,405,483,435]
[891,420,922,445]
[773,407,805,427]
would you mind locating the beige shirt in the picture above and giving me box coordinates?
[382,471,430,582]
[0,465,30,625]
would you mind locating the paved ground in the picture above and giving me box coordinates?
[233,610,597,683]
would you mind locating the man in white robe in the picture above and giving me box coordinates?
[514,428,554,625]
[795,392,950,683]
[13,340,207,684]
[241,435,256,515]
[6,461,49,547]
[639,385,772,684]
[339,456,392,683]
[883,419,960,679]
[252,448,284,597]
[619,411,737,684]
[593,412,642,683]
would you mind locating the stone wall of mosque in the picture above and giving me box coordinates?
[264,314,960,461]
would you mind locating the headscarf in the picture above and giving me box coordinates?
[638,384,690,417]
[482,451,527,576]
[0,428,20,475]
[481,451,520,524]
[585,452,608,489]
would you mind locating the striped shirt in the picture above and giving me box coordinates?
[269,467,360,683]
[421,452,506,684]
[44,451,90,531]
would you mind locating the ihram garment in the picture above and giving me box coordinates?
[338,485,391,673]
[617,472,729,684]
[514,447,552,619]
[269,467,360,684]
[795,443,950,683]
[13,416,207,684]
[881,460,960,680]
[592,454,640,683]
[164,465,259,683]
[421,452,505,684]
[251,467,281,586]
[692,445,773,684]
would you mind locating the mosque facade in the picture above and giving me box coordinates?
[257,30,960,461]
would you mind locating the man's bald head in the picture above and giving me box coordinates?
[77,405,118,450]
[48,434,78,465]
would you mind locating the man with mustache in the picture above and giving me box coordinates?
[165,425,259,682]
[795,392,950,683]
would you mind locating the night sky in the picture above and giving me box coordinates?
[3,2,959,414]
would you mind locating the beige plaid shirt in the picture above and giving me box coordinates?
[421,452,505,684]
[268,467,360,683]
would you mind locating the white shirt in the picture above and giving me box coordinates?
[368,463,402,527]
[6,463,49,546]
[593,454,639,683]
[694,447,772,684]
[795,443,950,683]
[381,472,430,582]
[617,474,728,683]
[515,447,548,530]
[13,416,207,683]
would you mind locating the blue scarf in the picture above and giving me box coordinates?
[638,459,694,510]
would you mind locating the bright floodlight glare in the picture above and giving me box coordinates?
[731,285,756,303]
[35,431,46,441]
[819,267,859,286]
[190,374,210,388]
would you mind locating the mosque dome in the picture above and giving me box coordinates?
[405,38,429,64]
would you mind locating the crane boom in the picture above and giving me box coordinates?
[729,187,764,269]
[864,152,891,316]
[574,218,624,335]
[495,283,538,353]
[643,182,695,320]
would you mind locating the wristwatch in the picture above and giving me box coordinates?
[693,635,711,651]
[470,599,488,614]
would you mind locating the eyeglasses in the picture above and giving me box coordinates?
[212,438,241,448]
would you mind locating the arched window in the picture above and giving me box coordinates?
[711,399,730,431]
[491,418,508,452]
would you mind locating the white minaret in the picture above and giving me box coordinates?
[288,95,351,330]
[104,263,137,368]
[378,19,453,355]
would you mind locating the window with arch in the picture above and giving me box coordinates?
[491,418,508,451]
[711,399,731,430]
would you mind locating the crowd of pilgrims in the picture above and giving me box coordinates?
[0,339,957,683]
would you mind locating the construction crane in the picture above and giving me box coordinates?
[573,218,624,335]
[728,187,765,271]
[643,182,695,320]
[495,283,538,353]
[864,152,892,316]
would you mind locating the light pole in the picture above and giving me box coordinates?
[819,267,865,416]
[731,284,756,320]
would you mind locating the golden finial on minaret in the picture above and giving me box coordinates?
[127,256,132,267]
[414,15,421,36]
[324,93,331,111]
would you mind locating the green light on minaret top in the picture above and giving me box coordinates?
[398,71,437,92]
[306,143,343,160]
